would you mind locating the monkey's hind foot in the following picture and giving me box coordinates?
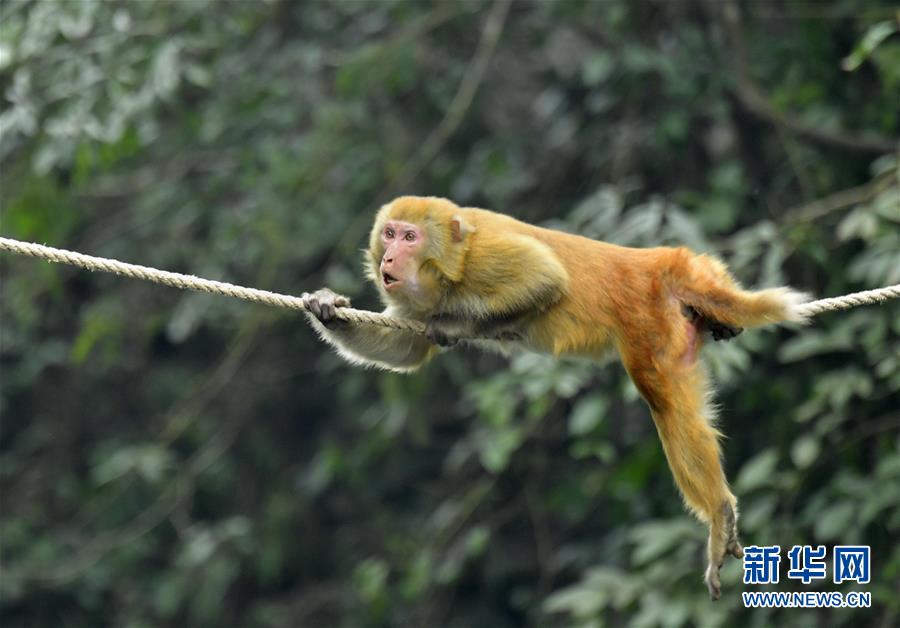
[708,319,743,342]
[704,501,744,600]
[683,304,743,342]
[425,318,461,347]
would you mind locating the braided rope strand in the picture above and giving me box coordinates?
[1,236,896,335]
[0,237,425,333]
[793,284,900,317]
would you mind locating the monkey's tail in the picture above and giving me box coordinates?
[676,254,812,329]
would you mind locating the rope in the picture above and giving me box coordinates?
[1,236,897,335]
[0,236,426,334]
[794,284,900,317]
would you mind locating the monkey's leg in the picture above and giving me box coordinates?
[623,358,743,599]
[678,255,809,328]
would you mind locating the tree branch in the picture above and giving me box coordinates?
[722,0,898,155]
[392,0,514,191]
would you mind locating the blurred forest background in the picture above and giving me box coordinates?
[1,1,899,627]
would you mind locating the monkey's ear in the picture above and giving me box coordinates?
[450,215,474,243]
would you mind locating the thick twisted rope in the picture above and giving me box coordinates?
[0,236,425,334]
[794,284,900,317]
[1,236,897,334]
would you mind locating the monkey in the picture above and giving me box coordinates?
[301,195,810,599]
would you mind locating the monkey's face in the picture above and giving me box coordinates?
[378,220,427,293]
[368,197,470,313]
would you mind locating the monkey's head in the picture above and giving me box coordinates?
[367,196,474,312]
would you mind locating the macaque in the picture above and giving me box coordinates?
[302,196,809,599]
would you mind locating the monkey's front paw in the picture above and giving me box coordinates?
[425,320,459,347]
[301,288,350,328]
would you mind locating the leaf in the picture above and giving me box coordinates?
[153,41,181,97]
[568,394,608,436]
[778,331,852,362]
[354,558,389,602]
[464,524,490,557]
[629,519,699,566]
[814,502,856,540]
[735,449,779,493]
[665,207,709,251]
[581,51,615,86]
[476,424,523,473]
[790,436,820,470]
[842,21,898,71]
[543,585,604,617]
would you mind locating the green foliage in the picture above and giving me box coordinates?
[1,1,898,627]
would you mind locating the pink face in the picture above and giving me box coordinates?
[379,220,426,292]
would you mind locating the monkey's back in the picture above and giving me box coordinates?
[461,207,692,359]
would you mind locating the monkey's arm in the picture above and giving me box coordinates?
[303,289,435,372]
[427,232,569,346]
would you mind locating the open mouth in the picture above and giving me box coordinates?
[382,272,399,287]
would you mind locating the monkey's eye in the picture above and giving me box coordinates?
[384,228,394,239]
[404,232,416,242]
